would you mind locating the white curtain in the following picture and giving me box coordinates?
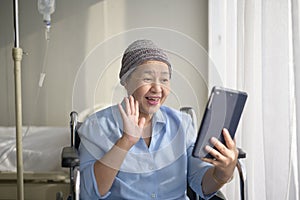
[209,0,300,199]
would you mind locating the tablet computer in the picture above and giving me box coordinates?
[192,86,248,159]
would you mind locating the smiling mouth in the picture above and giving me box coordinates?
[146,97,160,105]
[146,97,160,101]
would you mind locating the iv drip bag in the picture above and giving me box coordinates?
[38,0,55,26]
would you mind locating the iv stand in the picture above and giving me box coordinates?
[12,0,24,199]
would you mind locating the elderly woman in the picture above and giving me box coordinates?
[78,39,238,199]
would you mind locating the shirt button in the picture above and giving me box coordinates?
[151,193,156,198]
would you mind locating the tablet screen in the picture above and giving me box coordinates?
[192,86,247,158]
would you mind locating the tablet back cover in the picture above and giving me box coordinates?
[192,86,247,158]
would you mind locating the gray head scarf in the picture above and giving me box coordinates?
[119,39,172,86]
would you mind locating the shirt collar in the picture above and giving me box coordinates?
[152,106,166,126]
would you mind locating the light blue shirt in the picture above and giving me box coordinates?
[78,105,213,200]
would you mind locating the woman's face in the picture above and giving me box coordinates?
[125,60,171,116]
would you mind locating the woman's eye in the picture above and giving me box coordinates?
[161,79,169,84]
[143,78,152,82]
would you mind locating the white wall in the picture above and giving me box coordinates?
[0,0,208,126]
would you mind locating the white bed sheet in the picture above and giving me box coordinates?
[0,126,69,172]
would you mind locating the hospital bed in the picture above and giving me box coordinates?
[0,126,71,200]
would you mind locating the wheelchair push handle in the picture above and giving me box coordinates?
[70,111,78,147]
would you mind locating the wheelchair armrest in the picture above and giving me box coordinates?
[61,146,80,168]
[237,147,246,159]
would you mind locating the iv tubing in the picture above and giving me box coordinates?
[13,0,24,199]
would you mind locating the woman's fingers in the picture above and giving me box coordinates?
[119,96,143,135]
[135,100,140,120]
[204,143,225,162]
[125,97,131,115]
[121,96,137,116]
[201,129,239,184]
[203,129,238,163]
[129,95,135,115]
[118,103,126,118]
[222,128,236,150]
[211,136,228,158]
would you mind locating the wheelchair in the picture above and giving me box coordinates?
[57,111,81,200]
[59,108,247,200]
